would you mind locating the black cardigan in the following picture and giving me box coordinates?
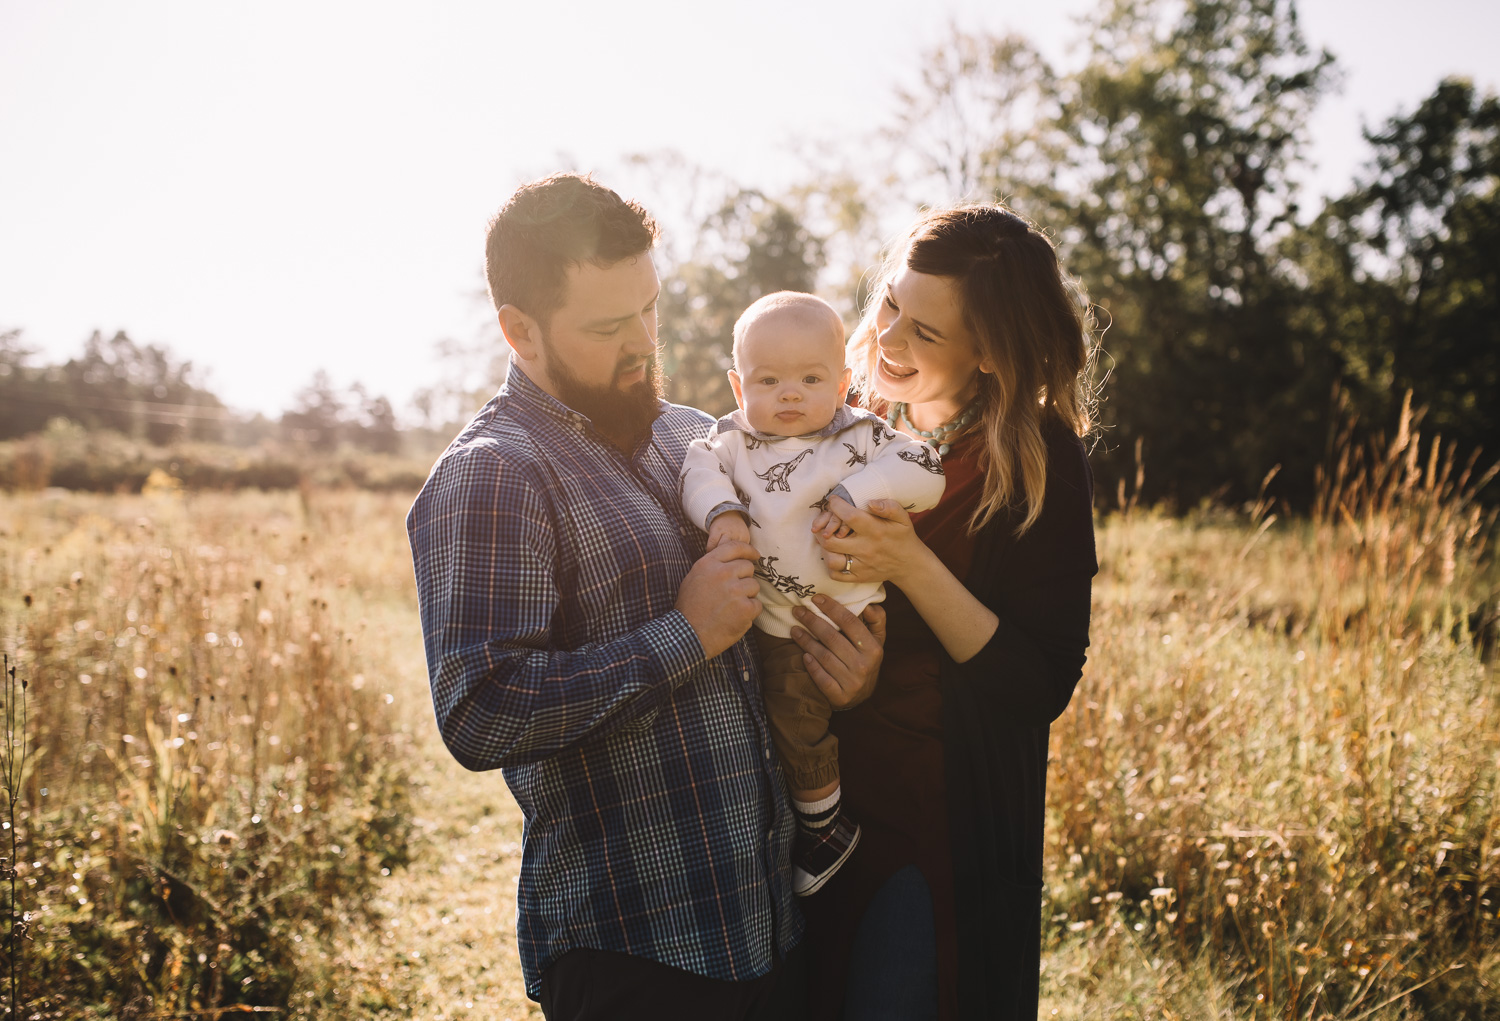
[940,420,1097,1018]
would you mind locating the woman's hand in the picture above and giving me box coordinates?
[812,495,931,587]
[789,595,886,710]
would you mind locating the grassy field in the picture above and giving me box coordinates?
[1,416,1496,1018]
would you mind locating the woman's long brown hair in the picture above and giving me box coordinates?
[847,205,1096,535]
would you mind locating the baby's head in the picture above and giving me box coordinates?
[728,292,852,437]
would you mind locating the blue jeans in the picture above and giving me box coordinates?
[842,865,938,1021]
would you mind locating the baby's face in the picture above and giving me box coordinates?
[729,312,851,437]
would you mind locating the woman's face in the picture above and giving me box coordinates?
[871,262,988,410]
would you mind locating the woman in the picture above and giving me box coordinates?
[791,204,1098,1020]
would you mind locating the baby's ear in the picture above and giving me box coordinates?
[838,366,853,402]
[727,369,746,409]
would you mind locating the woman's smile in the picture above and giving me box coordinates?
[878,354,918,380]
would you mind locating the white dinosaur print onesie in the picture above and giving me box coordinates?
[679,404,947,637]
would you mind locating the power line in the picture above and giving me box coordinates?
[0,385,237,421]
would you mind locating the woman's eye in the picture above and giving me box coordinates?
[884,295,899,311]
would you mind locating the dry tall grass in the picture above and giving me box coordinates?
[1045,399,1499,1018]
[1,401,1495,1019]
[0,490,418,1018]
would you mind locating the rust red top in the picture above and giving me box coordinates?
[803,432,984,1021]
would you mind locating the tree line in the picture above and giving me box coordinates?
[3,0,1494,507]
[648,0,1498,510]
[0,329,404,455]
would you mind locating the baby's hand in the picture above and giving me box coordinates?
[828,513,854,539]
[812,509,855,541]
[707,511,752,552]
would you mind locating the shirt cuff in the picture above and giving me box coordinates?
[705,501,750,530]
[639,609,708,682]
[827,484,855,507]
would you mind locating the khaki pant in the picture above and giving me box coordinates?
[754,629,839,791]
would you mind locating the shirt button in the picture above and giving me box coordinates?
[763,747,770,761]
[742,670,750,681]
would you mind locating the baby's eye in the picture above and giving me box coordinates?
[802,375,821,385]
[758,377,778,386]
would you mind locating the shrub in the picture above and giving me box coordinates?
[0,423,432,494]
[1,491,417,1018]
[1048,396,1499,1018]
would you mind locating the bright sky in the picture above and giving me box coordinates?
[2,0,1496,418]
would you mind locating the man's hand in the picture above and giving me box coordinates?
[706,511,752,552]
[790,596,886,710]
[676,541,762,659]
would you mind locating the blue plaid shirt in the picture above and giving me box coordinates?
[406,366,801,998]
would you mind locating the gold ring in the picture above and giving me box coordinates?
[841,555,854,575]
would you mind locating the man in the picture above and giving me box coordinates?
[407,173,883,1020]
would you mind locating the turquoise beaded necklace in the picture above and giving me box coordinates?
[885,399,981,456]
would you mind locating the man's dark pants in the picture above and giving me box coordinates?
[539,939,809,1021]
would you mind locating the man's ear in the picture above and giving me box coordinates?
[727,369,746,410]
[837,366,853,402]
[497,305,542,360]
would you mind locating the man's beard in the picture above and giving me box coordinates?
[542,341,665,452]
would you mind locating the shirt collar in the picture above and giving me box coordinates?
[502,363,585,428]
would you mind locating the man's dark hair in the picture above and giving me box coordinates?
[485,173,659,321]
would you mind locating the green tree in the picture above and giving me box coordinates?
[885,28,1065,211]
[348,384,401,454]
[1055,0,1338,506]
[4,330,229,444]
[280,370,345,452]
[1322,79,1500,463]
[868,5,1339,506]
[658,190,825,416]
[0,328,40,439]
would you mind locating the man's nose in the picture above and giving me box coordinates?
[624,318,656,355]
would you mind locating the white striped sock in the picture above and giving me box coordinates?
[792,787,841,832]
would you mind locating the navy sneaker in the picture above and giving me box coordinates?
[791,815,861,896]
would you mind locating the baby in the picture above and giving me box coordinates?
[680,291,946,895]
